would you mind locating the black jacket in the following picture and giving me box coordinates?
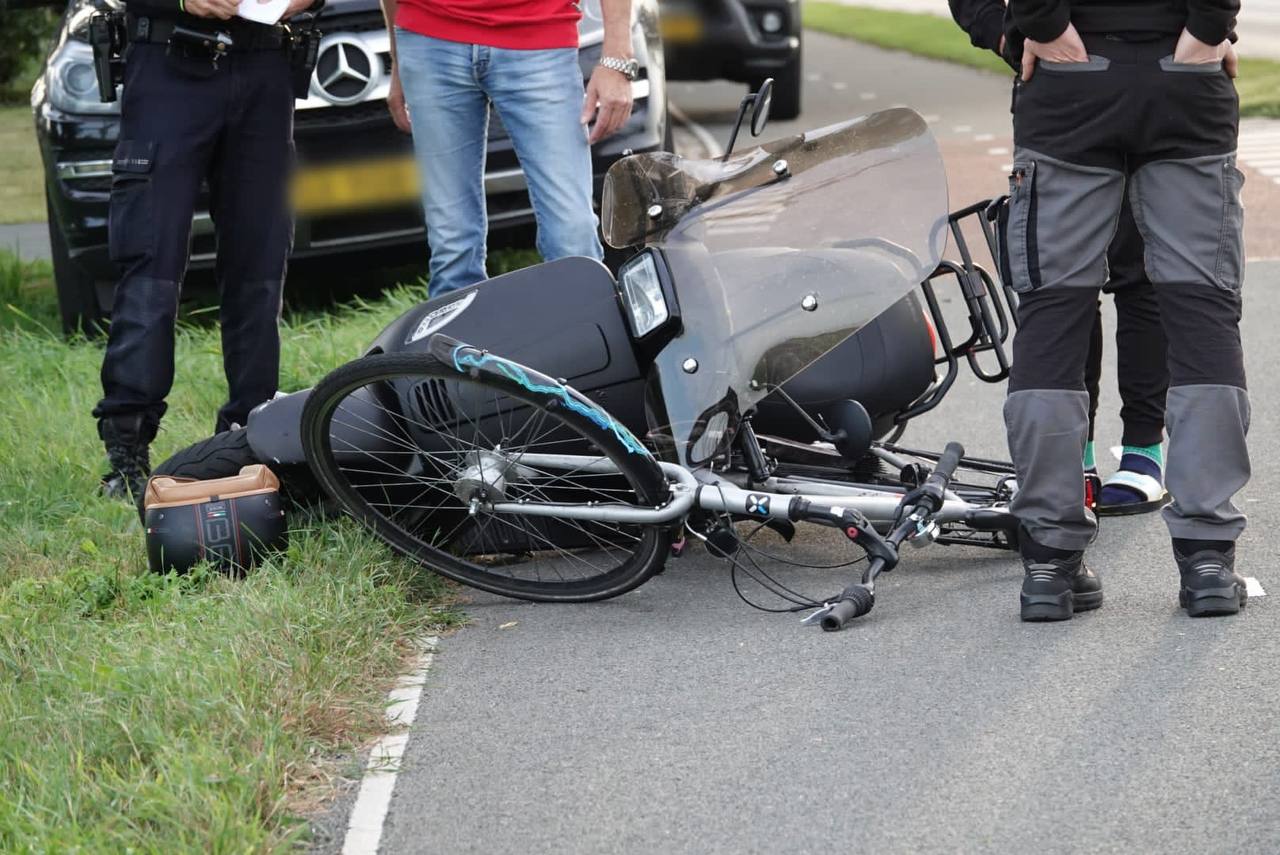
[1008,1,1239,46]
[952,0,1237,68]
[949,0,1021,67]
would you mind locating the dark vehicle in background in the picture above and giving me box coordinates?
[27,0,669,334]
[658,0,800,119]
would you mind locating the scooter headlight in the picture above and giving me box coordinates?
[617,252,669,338]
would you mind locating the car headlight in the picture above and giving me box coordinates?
[618,252,669,338]
[47,40,119,115]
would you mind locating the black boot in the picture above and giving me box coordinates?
[1175,541,1246,617]
[99,414,153,501]
[1019,532,1103,622]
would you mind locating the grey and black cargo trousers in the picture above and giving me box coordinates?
[1004,34,1249,553]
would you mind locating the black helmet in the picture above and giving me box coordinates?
[143,465,287,575]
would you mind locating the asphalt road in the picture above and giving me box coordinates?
[312,32,1280,855]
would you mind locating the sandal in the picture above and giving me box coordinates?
[1097,469,1169,516]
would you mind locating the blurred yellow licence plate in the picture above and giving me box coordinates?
[292,157,420,216]
[660,13,703,44]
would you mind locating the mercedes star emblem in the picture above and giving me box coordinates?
[314,35,379,106]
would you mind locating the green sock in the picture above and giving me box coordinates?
[1083,441,1096,471]
[1122,442,1164,468]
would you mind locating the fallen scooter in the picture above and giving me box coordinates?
[157,86,1024,628]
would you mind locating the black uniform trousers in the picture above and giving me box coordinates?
[1004,34,1249,552]
[93,40,294,436]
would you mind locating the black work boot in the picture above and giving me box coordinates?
[99,414,153,501]
[1019,533,1103,622]
[1175,541,1246,617]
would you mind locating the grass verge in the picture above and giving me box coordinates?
[0,105,43,224]
[804,2,1280,118]
[0,250,474,850]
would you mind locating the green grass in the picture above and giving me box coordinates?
[804,2,1280,118]
[0,105,43,224]
[1234,57,1280,118]
[804,3,1013,76]
[0,251,491,850]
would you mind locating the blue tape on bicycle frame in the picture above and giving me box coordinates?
[451,346,649,456]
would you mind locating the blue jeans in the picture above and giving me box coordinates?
[396,31,604,296]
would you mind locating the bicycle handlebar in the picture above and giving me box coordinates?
[919,441,965,510]
[819,577,877,632]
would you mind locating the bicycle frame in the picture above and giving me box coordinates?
[486,454,1007,533]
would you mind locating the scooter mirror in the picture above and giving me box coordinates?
[750,78,774,137]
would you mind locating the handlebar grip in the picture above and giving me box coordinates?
[820,585,875,632]
[921,441,966,506]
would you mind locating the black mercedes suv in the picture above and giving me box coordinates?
[659,0,800,119]
[27,0,669,333]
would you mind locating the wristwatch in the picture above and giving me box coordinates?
[598,56,639,81]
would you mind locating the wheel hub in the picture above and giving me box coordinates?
[453,450,511,504]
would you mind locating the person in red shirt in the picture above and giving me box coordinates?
[379,0,636,295]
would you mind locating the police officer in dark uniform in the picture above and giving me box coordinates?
[1004,0,1250,621]
[94,0,320,499]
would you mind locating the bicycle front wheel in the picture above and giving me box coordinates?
[301,350,672,602]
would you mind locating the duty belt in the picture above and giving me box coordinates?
[127,14,289,51]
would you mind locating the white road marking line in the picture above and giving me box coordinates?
[859,92,877,100]
[806,72,822,82]
[987,146,1010,156]
[341,637,439,855]
[922,113,941,123]
[832,81,848,90]
[668,103,724,159]
[954,124,973,133]
[1000,163,1013,172]
[1236,125,1280,179]
[1246,577,1266,598]
[974,133,996,142]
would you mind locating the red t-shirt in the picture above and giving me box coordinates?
[398,0,582,50]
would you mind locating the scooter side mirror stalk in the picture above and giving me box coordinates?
[721,93,756,163]
[721,79,776,163]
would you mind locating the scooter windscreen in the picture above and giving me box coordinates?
[601,107,950,466]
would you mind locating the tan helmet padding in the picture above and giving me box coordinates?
[143,464,281,510]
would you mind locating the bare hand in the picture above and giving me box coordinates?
[387,69,411,133]
[279,0,314,19]
[1225,40,1239,78]
[1174,28,1229,64]
[185,0,239,20]
[1021,22,1088,81]
[581,65,633,145]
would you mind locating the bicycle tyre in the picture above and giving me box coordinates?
[301,350,672,602]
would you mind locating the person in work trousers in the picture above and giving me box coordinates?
[1006,0,1251,621]
[94,0,318,499]
[949,0,1175,514]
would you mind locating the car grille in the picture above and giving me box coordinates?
[295,100,395,132]
[316,12,386,33]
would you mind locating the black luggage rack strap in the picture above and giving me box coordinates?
[900,196,1018,424]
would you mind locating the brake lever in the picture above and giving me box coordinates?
[800,603,835,626]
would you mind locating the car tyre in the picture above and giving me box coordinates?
[47,192,109,338]
[757,48,802,121]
